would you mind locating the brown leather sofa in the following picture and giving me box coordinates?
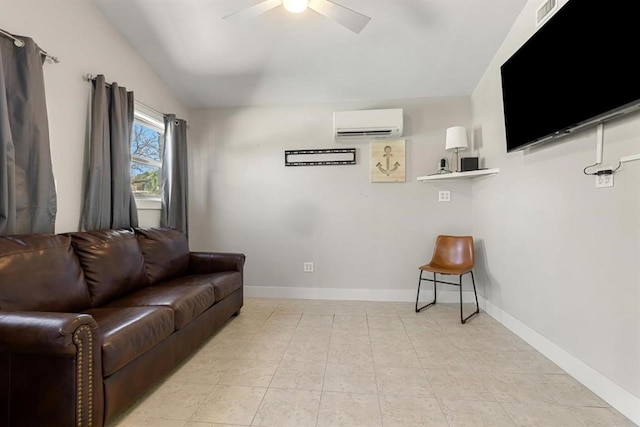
[0,227,245,427]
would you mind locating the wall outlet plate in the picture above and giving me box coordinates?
[438,190,451,202]
[595,168,614,188]
[303,262,314,272]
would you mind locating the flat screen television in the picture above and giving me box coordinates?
[500,0,640,152]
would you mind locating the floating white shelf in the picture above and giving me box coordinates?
[417,168,500,182]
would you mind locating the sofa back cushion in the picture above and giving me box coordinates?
[68,229,149,307]
[135,227,189,284]
[0,234,91,312]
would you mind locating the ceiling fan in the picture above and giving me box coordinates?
[223,0,371,34]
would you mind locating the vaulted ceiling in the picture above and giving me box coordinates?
[95,0,527,108]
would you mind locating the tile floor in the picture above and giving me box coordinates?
[109,298,636,427]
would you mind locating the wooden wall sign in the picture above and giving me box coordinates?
[371,140,405,182]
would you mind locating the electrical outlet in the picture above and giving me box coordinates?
[438,191,451,202]
[303,262,314,273]
[595,169,614,188]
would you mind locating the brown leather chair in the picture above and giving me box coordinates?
[415,235,479,323]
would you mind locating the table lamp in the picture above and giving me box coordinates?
[445,126,468,172]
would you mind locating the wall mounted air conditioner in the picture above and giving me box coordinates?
[333,108,403,140]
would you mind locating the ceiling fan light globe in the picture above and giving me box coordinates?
[282,0,309,13]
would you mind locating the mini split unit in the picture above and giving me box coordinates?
[333,108,403,140]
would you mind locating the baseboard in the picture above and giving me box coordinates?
[481,298,640,426]
[244,285,480,304]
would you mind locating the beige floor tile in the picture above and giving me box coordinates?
[299,313,334,327]
[371,343,421,368]
[217,358,279,387]
[465,350,565,374]
[412,336,469,364]
[262,313,302,327]
[332,301,369,316]
[400,316,443,333]
[332,315,368,330]
[501,402,583,427]
[240,337,290,361]
[130,382,215,420]
[440,398,516,427]
[379,394,449,427]
[270,360,326,391]
[106,299,636,427]
[453,333,536,352]
[542,374,609,407]
[304,301,337,315]
[255,325,296,341]
[199,337,251,359]
[330,329,371,345]
[184,423,239,427]
[252,388,321,427]
[375,366,434,397]
[323,362,377,394]
[480,372,558,405]
[565,406,637,426]
[291,326,333,343]
[367,316,405,331]
[365,301,405,317]
[327,341,374,366]
[317,391,382,427]
[369,328,412,346]
[424,365,494,401]
[169,356,235,385]
[189,385,266,425]
[272,300,307,314]
[243,298,280,312]
[283,339,330,363]
[111,413,188,427]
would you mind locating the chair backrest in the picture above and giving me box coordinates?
[430,235,474,271]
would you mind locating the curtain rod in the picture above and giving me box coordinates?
[85,74,167,121]
[0,28,60,63]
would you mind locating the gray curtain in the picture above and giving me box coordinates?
[160,114,188,234]
[81,74,138,230]
[0,36,56,235]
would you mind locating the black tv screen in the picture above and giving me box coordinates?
[500,0,640,152]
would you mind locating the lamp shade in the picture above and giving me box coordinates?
[445,126,468,151]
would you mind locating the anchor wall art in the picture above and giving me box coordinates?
[370,140,406,183]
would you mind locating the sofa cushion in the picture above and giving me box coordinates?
[135,227,189,285]
[68,229,149,307]
[160,273,242,302]
[209,272,242,302]
[0,234,90,312]
[84,306,174,377]
[107,284,215,330]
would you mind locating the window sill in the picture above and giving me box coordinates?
[135,198,161,210]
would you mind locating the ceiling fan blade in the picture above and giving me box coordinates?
[223,0,282,23]
[308,0,371,34]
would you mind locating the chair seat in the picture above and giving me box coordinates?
[419,263,471,275]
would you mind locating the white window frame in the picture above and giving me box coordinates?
[132,102,164,210]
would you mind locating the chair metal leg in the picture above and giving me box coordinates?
[415,270,437,313]
[460,270,480,324]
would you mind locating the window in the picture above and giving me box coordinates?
[131,104,164,202]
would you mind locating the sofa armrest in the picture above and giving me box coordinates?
[0,312,97,355]
[189,252,246,275]
[0,312,103,427]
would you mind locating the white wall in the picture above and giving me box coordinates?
[189,97,476,297]
[1,0,188,232]
[470,0,640,418]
